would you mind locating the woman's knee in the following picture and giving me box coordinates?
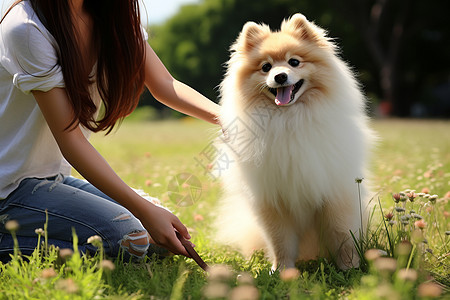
[118,230,151,258]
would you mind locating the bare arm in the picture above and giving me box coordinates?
[144,43,220,125]
[32,88,191,257]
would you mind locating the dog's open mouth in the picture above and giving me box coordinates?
[269,79,304,106]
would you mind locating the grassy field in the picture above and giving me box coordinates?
[1,117,449,299]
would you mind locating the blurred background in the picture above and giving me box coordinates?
[1,0,449,118]
[143,0,450,119]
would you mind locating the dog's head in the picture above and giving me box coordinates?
[230,14,335,107]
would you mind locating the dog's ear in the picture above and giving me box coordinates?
[281,13,326,44]
[236,21,270,52]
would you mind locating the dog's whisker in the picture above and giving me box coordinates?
[256,82,268,93]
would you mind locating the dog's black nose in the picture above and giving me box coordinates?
[274,73,288,84]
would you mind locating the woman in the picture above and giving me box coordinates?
[0,0,220,260]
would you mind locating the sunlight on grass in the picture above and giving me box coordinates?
[1,117,448,299]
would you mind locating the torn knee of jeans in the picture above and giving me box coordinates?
[119,230,150,258]
[112,213,132,222]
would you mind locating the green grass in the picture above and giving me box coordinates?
[1,117,449,299]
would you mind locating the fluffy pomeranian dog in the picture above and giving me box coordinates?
[214,14,376,270]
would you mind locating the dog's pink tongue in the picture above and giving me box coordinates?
[275,85,294,106]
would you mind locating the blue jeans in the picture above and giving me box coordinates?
[0,175,166,261]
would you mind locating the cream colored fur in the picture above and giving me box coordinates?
[214,14,376,270]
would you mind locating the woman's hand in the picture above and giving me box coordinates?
[134,201,191,257]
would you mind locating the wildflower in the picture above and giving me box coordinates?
[429,194,438,203]
[414,219,427,229]
[445,231,450,236]
[396,242,412,256]
[401,214,411,221]
[421,187,430,194]
[407,192,416,202]
[424,170,433,178]
[229,285,259,300]
[208,264,233,282]
[5,220,19,231]
[410,210,416,214]
[203,282,229,299]
[374,257,397,273]
[355,178,364,183]
[237,272,254,285]
[384,212,394,221]
[194,214,204,222]
[364,249,382,261]
[392,193,401,203]
[389,220,396,226]
[376,283,398,299]
[55,278,78,294]
[417,282,442,298]
[397,268,418,281]
[59,248,74,259]
[393,169,403,176]
[279,268,300,281]
[394,207,405,213]
[87,235,102,247]
[41,268,57,279]
[145,179,152,186]
[411,213,423,220]
[99,259,115,271]
[35,228,45,236]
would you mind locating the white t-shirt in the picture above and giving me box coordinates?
[0,1,148,199]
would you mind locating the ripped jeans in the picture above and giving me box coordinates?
[0,175,167,261]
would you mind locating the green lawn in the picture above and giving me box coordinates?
[1,117,449,299]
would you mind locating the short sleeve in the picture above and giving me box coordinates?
[141,24,149,41]
[0,3,64,94]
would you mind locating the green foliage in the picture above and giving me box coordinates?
[144,0,450,117]
[0,118,448,298]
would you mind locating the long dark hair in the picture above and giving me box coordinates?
[2,0,146,134]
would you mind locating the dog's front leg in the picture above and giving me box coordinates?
[258,205,298,271]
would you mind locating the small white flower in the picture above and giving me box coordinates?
[87,235,102,247]
[5,220,19,231]
[35,228,45,236]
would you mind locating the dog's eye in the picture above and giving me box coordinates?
[261,63,272,72]
[288,58,300,67]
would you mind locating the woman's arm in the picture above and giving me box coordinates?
[32,88,191,257]
[144,43,221,125]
